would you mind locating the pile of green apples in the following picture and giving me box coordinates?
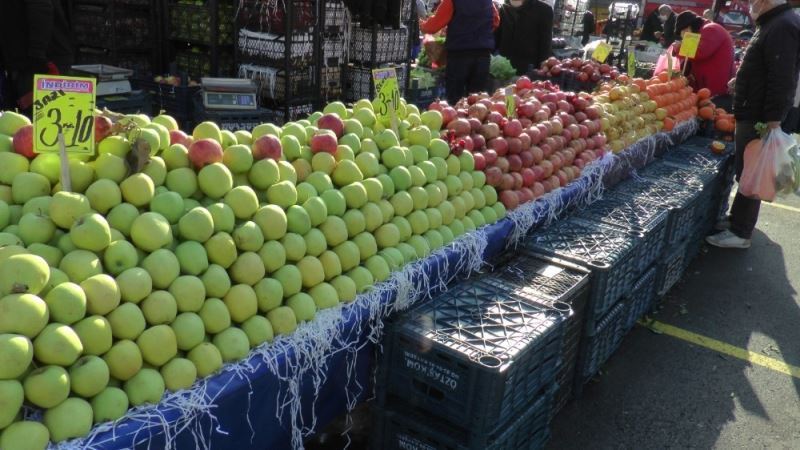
[0,97,504,448]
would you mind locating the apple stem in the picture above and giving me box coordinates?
[11,283,28,294]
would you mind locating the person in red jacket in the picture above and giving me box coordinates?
[673,10,735,96]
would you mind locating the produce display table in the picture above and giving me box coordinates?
[64,121,700,450]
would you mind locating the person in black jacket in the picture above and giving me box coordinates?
[706,0,800,249]
[495,0,554,76]
[640,8,664,42]
[0,0,73,113]
[581,10,595,46]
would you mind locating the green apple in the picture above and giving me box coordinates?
[103,339,142,380]
[230,252,265,287]
[253,277,282,313]
[0,293,48,337]
[258,241,286,274]
[16,213,54,246]
[312,152,337,174]
[330,275,357,303]
[241,315,273,347]
[286,292,316,322]
[374,129,399,150]
[333,241,360,272]
[33,323,83,366]
[41,282,85,325]
[141,248,180,289]
[80,274,121,315]
[69,213,112,252]
[102,240,137,276]
[0,379,23,429]
[396,242,417,263]
[0,334,32,380]
[187,342,223,377]
[224,185,259,220]
[252,122,282,140]
[141,290,178,325]
[143,156,167,187]
[91,387,129,423]
[253,204,287,242]
[171,312,205,351]
[116,267,152,303]
[150,191,184,224]
[296,256,325,288]
[169,275,206,313]
[198,163,233,199]
[280,232,306,262]
[160,357,197,391]
[306,172,334,194]
[97,135,130,157]
[266,306,297,336]
[120,173,155,207]
[173,241,209,277]
[347,267,374,293]
[73,315,113,355]
[365,255,391,282]
[303,228,327,257]
[0,420,50,450]
[12,172,50,205]
[267,180,298,209]
[193,121,223,143]
[124,367,166,406]
[231,221,263,253]
[407,235,431,259]
[278,161,297,184]
[389,166,412,192]
[234,130,253,145]
[307,282,339,309]
[248,158,280,190]
[296,182,317,204]
[318,250,342,280]
[341,182,368,209]
[59,249,102,284]
[69,355,109,398]
[136,324,177,366]
[198,298,231,334]
[204,232,238,268]
[424,229,445,251]
[201,264,231,298]
[220,130,238,149]
[212,327,250,362]
[163,144,190,170]
[43,397,93,442]
[450,218,466,237]
[165,167,198,198]
[273,264,302,298]
[178,206,215,243]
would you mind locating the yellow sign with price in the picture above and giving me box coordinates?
[592,42,613,63]
[372,68,400,117]
[679,32,701,59]
[33,75,96,155]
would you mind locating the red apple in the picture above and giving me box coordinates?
[94,116,113,143]
[13,125,34,159]
[511,172,523,190]
[531,146,544,163]
[521,168,536,187]
[556,170,569,187]
[169,129,191,147]
[441,107,457,125]
[532,165,545,181]
[484,149,498,165]
[310,130,338,154]
[501,173,515,190]
[489,138,509,156]
[468,117,482,132]
[318,113,344,138]
[516,76,533,90]
[188,138,224,169]
[520,150,534,168]
[503,119,523,138]
[467,103,489,121]
[518,133,531,150]
[526,127,542,145]
[472,134,486,150]
[447,118,471,137]
[480,122,501,140]
[499,190,519,210]
[496,156,510,173]
[252,134,283,160]
[485,166,503,186]
[532,182,545,198]
[507,137,522,155]
[473,152,487,170]
[508,154,523,172]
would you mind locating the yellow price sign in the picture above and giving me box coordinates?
[372,68,400,117]
[592,42,613,63]
[679,32,701,59]
[33,75,96,155]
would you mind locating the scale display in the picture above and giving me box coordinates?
[202,92,258,110]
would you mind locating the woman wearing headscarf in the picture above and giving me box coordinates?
[672,10,735,96]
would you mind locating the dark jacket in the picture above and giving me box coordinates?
[582,11,595,45]
[0,0,73,72]
[734,4,800,123]
[495,0,553,74]
[447,0,496,52]
[641,10,663,42]
[662,12,677,47]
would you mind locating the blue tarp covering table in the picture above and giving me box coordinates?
[58,121,699,450]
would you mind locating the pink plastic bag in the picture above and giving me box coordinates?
[654,45,681,75]
[739,128,797,202]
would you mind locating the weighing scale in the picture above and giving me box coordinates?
[71,64,133,96]
[201,78,258,110]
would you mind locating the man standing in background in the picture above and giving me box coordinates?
[421,0,500,104]
[495,0,554,75]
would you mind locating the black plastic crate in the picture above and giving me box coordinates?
[378,279,567,434]
[73,3,153,49]
[639,160,712,190]
[609,178,702,244]
[487,254,590,414]
[623,265,658,331]
[576,300,627,386]
[663,146,730,174]
[656,240,688,296]
[684,233,706,271]
[350,26,409,64]
[192,104,273,132]
[237,0,316,34]
[576,196,668,276]
[237,64,316,103]
[521,218,642,324]
[345,63,407,101]
[175,49,235,78]
[372,385,555,450]
[133,79,201,128]
[96,91,152,115]
[169,2,235,45]
[237,29,316,68]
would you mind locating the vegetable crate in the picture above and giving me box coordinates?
[132,79,201,128]
[236,0,316,34]
[608,178,702,245]
[73,2,153,49]
[521,218,642,328]
[487,253,591,414]
[175,50,234,78]
[238,29,316,68]
[192,98,273,132]
[655,239,688,296]
[345,64,407,101]
[372,385,555,450]
[320,66,343,102]
[237,64,316,103]
[350,26,409,64]
[323,1,348,34]
[169,2,235,45]
[575,196,669,277]
[623,265,658,331]
[377,278,567,435]
[268,103,315,125]
[575,299,628,390]
[406,71,444,108]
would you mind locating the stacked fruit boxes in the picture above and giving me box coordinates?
[320,1,348,103]
[374,278,568,449]
[166,0,235,77]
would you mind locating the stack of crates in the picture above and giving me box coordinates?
[320,1,348,102]
[519,218,643,391]
[487,254,591,414]
[374,278,568,449]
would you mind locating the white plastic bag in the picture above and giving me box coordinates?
[739,128,797,201]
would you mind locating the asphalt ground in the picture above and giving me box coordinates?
[548,194,800,450]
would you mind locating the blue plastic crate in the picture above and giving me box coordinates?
[623,265,658,330]
[576,196,668,276]
[640,160,714,190]
[521,218,642,324]
[609,178,702,244]
[372,385,556,450]
[487,254,591,414]
[684,233,706,270]
[576,300,627,386]
[378,279,567,434]
[656,240,688,295]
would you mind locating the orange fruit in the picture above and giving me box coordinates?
[697,88,711,100]
[664,117,675,131]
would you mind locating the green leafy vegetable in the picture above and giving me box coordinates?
[490,55,516,80]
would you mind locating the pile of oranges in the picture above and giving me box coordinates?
[642,73,698,131]
[696,88,735,134]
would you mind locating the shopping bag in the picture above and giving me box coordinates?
[739,128,797,201]
[654,44,681,75]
